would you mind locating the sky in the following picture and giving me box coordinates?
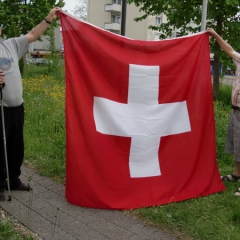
[62,0,79,14]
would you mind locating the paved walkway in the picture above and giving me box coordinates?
[0,165,177,240]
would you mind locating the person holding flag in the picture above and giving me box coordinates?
[0,7,61,202]
[207,28,240,196]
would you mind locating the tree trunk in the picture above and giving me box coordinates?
[213,19,222,100]
[213,52,220,100]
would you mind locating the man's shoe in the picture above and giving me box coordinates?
[6,183,32,191]
[9,183,31,191]
[0,191,5,201]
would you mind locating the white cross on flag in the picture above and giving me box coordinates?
[60,12,225,210]
[94,64,191,178]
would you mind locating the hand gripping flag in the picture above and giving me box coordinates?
[60,12,225,210]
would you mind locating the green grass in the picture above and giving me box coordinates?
[18,64,240,240]
[22,62,65,182]
[131,184,240,240]
[0,217,34,240]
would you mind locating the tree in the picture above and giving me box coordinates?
[0,0,65,37]
[47,25,56,54]
[0,0,65,74]
[73,0,88,21]
[127,0,240,99]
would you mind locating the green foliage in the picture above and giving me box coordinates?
[47,25,56,54]
[127,0,240,40]
[216,84,232,106]
[7,17,20,38]
[0,0,65,37]
[0,218,35,240]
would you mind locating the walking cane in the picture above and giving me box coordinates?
[0,84,11,201]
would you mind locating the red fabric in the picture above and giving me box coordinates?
[60,12,225,210]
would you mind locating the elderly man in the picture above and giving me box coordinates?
[0,7,61,201]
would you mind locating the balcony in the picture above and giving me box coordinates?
[104,4,121,13]
[104,22,121,32]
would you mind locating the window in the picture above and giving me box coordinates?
[112,15,121,24]
[156,16,162,25]
[171,31,180,38]
[113,0,121,4]
[154,34,160,41]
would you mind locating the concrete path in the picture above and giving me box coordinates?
[0,165,177,240]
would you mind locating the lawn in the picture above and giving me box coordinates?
[23,62,66,183]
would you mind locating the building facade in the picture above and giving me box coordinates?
[87,0,169,41]
[29,22,63,57]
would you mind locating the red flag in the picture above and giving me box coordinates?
[60,12,225,210]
